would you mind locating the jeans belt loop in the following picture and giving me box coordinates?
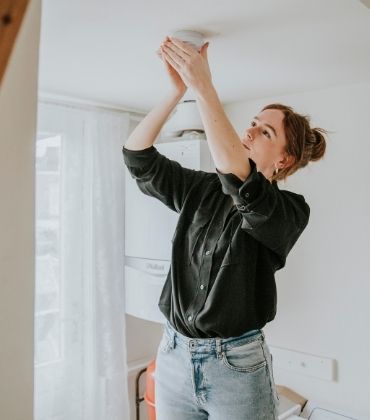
[215,338,222,359]
[171,330,176,349]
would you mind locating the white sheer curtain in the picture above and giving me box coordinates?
[35,101,130,420]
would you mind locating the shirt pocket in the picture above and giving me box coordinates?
[187,209,211,265]
[220,218,242,267]
[220,246,239,267]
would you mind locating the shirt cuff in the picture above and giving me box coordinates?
[216,158,266,209]
[122,144,158,168]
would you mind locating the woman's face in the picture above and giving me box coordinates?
[241,109,292,181]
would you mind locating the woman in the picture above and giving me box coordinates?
[122,36,326,419]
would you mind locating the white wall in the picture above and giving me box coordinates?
[224,81,370,416]
[0,1,41,419]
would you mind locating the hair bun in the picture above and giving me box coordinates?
[309,128,327,161]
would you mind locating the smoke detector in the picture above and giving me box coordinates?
[169,30,205,51]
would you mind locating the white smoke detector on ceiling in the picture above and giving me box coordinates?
[169,30,205,51]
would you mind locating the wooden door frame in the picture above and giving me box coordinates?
[0,0,30,86]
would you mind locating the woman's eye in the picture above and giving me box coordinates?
[250,121,256,127]
[263,130,271,138]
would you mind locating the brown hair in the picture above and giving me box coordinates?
[261,103,327,183]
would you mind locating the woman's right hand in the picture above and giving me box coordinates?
[157,36,187,97]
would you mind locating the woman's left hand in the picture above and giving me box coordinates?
[160,37,212,96]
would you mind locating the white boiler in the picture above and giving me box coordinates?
[124,136,215,323]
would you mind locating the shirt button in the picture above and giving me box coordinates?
[245,193,250,198]
[205,250,211,255]
[187,315,193,322]
[200,284,204,290]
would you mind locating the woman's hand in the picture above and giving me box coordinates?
[157,36,187,97]
[160,37,212,97]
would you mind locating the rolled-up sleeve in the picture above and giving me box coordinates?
[122,144,206,213]
[216,158,310,267]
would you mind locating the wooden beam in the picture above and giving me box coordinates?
[359,0,370,9]
[0,0,30,87]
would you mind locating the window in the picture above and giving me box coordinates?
[35,134,63,367]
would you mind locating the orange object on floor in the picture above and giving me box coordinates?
[144,359,156,420]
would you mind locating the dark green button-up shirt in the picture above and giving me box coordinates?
[122,144,310,338]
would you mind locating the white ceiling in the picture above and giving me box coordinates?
[38,0,370,113]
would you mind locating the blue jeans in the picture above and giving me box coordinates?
[154,321,280,419]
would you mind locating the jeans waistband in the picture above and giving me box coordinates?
[164,321,265,353]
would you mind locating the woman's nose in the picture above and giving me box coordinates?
[245,128,254,140]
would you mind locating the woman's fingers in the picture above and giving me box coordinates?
[164,40,192,62]
[161,46,182,72]
[158,36,196,62]
[168,37,197,56]
[162,45,185,65]
[163,42,189,67]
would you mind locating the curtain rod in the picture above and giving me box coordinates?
[38,91,146,121]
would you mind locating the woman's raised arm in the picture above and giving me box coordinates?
[124,91,183,151]
[161,37,250,181]
[124,36,187,151]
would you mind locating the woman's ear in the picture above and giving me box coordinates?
[279,154,295,170]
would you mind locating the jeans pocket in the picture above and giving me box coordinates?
[222,338,267,373]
